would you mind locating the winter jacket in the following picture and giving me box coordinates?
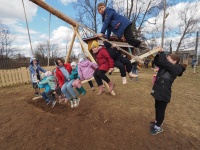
[103,40,121,60]
[29,58,46,83]
[38,75,56,90]
[151,52,183,102]
[38,77,51,92]
[78,59,98,80]
[55,63,72,88]
[101,7,132,39]
[95,46,114,71]
[69,66,80,80]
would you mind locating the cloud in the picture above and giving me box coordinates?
[60,0,77,5]
[144,1,200,34]
[0,0,37,22]
[51,26,74,42]
[113,0,162,15]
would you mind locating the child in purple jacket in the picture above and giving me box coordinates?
[78,53,98,90]
[78,53,98,80]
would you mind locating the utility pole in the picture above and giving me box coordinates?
[194,31,199,74]
[161,0,166,48]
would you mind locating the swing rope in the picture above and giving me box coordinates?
[22,0,34,56]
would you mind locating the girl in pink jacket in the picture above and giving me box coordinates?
[78,53,98,90]
[78,53,98,80]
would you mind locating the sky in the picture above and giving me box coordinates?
[0,0,199,58]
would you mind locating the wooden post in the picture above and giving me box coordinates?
[65,26,78,63]
[130,47,161,63]
[73,26,96,63]
[0,71,6,87]
[21,67,28,83]
[18,68,23,83]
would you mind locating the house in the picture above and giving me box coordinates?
[175,50,196,65]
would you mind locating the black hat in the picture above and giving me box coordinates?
[103,41,112,48]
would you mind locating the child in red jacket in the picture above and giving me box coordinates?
[91,40,115,95]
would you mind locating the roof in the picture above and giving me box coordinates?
[176,50,196,55]
[83,36,133,50]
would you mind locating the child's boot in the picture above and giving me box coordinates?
[122,77,127,84]
[129,72,138,78]
[76,87,82,95]
[108,81,115,92]
[80,86,87,95]
[97,85,104,95]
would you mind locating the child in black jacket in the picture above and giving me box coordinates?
[150,47,186,135]
[103,41,138,84]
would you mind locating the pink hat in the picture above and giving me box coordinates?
[45,71,52,77]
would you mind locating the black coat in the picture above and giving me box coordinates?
[151,52,183,102]
[106,47,121,60]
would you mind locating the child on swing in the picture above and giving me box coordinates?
[91,40,115,95]
[103,41,138,84]
[97,2,149,52]
[70,61,87,96]
[52,69,67,103]
[150,47,187,135]
[38,71,57,108]
[78,52,98,91]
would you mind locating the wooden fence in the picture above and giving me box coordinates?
[0,66,55,87]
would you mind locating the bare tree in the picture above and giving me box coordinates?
[0,21,17,59]
[175,1,199,52]
[73,0,113,33]
[112,0,162,36]
[34,41,62,65]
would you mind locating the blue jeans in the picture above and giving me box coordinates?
[61,80,77,99]
[132,69,138,81]
[41,92,50,103]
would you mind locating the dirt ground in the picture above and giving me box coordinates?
[0,68,199,150]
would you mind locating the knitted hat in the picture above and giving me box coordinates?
[91,40,99,49]
[103,41,112,48]
[45,71,52,77]
[71,61,77,67]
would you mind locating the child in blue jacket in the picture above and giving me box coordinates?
[97,3,149,52]
[38,73,51,105]
[38,71,57,108]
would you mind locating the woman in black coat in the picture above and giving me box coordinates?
[150,47,186,135]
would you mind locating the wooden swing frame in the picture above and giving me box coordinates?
[29,0,161,97]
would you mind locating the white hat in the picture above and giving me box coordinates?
[78,52,86,60]
[71,61,77,67]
